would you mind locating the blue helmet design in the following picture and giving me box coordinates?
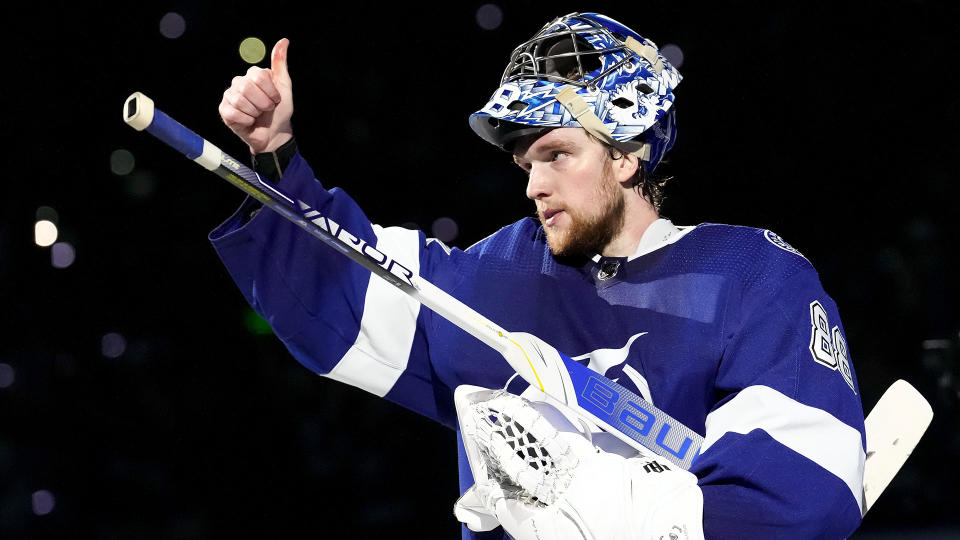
[469,12,681,173]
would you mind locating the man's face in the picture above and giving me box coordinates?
[513,128,626,256]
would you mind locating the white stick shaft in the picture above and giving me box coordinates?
[410,277,513,355]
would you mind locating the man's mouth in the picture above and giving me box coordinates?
[542,209,563,227]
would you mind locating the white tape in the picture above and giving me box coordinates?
[123,92,154,131]
[193,141,222,171]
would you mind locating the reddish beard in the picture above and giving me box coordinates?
[540,160,625,256]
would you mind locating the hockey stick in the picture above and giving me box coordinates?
[861,379,932,515]
[123,92,703,469]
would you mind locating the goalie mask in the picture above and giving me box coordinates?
[469,12,681,173]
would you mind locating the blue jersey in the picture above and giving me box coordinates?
[210,153,866,539]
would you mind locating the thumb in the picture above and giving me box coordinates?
[270,38,291,85]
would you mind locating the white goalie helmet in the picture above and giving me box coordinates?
[469,12,681,173]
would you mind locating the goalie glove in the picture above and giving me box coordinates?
[454,385,705,540]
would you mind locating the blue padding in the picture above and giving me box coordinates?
[146,109,204,159]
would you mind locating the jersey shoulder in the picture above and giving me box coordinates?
[463,217,551,268]
[466,217,544,254]
[673,223,818,293]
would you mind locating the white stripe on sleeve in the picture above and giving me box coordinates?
[702,385,865,513]
[325,225,423,397]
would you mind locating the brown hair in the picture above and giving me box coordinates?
[586,132,670,214]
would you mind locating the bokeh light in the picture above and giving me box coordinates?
[125,170,157,199]
[661,43,684,69]
[51,242,75,269]
[476,4,504,31]
[35,220,58,247]
[31,490,55,516]
[0,363,14,389]
[159,13,186,39]
[110,149,135,176]
[239,37,267,64]
[101,333,127,359]
[431,217,459,243]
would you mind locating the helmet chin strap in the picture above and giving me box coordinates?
[555,86,652,163]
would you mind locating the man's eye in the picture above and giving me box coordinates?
[551,151,568,161]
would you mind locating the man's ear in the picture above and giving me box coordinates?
[614,151,641,185]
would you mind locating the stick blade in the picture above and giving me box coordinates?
[862,379,933,514]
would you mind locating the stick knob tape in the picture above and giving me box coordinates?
[123,92,205,160]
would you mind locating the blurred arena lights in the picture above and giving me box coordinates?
[0,363,14,389]
[661,44,684,69]
[51,242,75,269]
[110,149,135,176]
[476,4,504,31]
[431,217,459,243]
[101,333,127,359]
[239,37,267,64]
[124,170,157,199]
[34,220,57,247]
[31,490,55,516]
[159,12,186,39]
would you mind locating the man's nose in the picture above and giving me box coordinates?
[525,165,552,201]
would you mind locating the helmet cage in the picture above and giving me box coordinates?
[501,16,638,90]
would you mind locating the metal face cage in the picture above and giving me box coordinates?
[501,14,637,90]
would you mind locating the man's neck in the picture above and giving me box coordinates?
[599,195,660,257]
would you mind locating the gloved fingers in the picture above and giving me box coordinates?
[454,485,503,532]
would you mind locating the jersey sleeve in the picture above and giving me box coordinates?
[208,152,462,427]
[691,243,866,538]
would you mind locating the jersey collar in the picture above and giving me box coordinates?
[589,218,694,263]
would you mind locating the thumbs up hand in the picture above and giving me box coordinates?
[219,38,294,154]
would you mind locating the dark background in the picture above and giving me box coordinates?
[4,1,958,538]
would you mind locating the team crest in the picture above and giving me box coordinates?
[764,230,806,259]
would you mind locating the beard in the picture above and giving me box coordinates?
[540,161,625,257]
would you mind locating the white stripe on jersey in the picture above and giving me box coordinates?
[326,225,422,397]
[702,385,865,513]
